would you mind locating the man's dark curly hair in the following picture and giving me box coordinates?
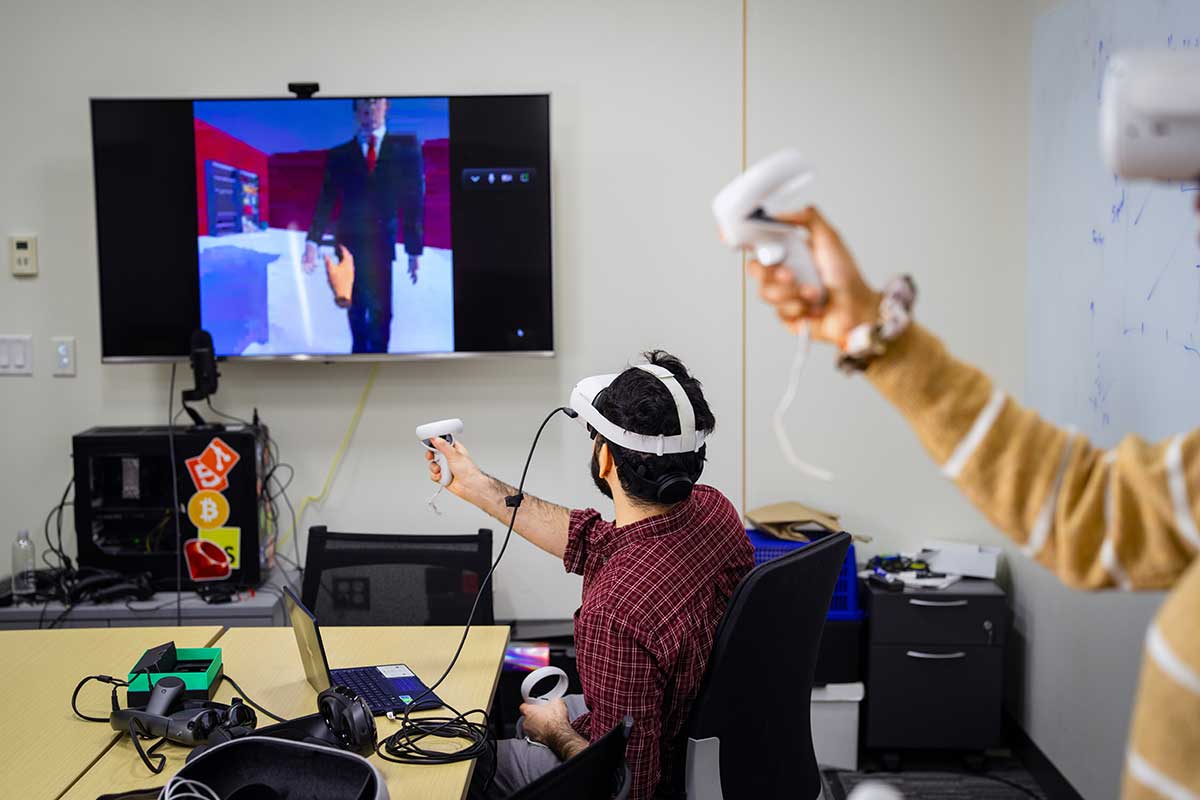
[592,350,716,505]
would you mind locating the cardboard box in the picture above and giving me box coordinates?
[746,501,841,542]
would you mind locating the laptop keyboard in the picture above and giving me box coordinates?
[332,669,398,711]
[331,668,439,713]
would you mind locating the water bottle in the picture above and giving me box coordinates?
[12,530,36,596]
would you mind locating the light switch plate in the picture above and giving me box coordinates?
[9,236,38,277]
[0,335,33,375]
[51,336,76,376]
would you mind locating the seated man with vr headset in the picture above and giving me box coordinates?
[425,350,753,800]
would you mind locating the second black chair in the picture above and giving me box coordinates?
[300,525,494,626]
[683,531,852,800]
[507,715,634,800]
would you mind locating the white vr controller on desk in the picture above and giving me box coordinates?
[521,666,569,705]
[416,418,464,486]
[712,148,824,300]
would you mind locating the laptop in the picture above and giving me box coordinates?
[283,585,443,716]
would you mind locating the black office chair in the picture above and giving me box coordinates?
[300,525,494,626]
[684,531,851,800]
[508,715,634,800]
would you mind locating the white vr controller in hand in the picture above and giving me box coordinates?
[521,666,568,705]
[416,418,464,487]
[712,148,824,301]
[714,149,834,483]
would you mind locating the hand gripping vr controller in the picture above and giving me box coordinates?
[712,148,824,302]
[416,418,464,487]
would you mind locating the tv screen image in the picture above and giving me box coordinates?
[91,95,551,361]
[194,98,452,357]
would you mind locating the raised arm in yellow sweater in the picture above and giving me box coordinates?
[867,324,1200,800]
[748,207,1200,800]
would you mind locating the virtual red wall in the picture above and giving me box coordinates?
[194,119,270,236]
[267,137,451,249]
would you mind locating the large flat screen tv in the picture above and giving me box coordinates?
[90,95,552,361]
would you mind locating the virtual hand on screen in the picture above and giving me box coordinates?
[324,245,355,309]
[302,241,319,274]
[408,255,419,285]
[746,206,881,345]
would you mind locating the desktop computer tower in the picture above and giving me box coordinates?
[72,425,267,588]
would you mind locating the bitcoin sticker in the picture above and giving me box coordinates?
[188,490,230,531]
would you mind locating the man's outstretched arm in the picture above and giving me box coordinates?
[427,437,570,558]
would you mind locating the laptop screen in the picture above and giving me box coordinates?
[284,586,332,694]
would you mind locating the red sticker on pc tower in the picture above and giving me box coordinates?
[184,538,232,582]
[186,456,228,492]
[201,437,240,476]
[185,437,241,492]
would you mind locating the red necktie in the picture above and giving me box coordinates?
[366,136,378,175]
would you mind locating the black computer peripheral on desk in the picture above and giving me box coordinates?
[194,684,378,761]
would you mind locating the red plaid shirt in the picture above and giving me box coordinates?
[564,485,753,800]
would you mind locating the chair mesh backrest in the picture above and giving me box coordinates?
[686,531,851,800]
[508,716,633,800]
[300,526,494,626]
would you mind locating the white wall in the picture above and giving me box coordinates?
[0,0,743,619]
[745,0,1034,562]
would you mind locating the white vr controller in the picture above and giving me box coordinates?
[1101,49,1200,181]
[521,666,569,705]
[712,149,824,300]
[416,418,464,487]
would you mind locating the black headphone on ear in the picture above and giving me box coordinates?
[318,685,377,756]
[603,438,705,505]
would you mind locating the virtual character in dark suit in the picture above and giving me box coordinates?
[302,98,424,354]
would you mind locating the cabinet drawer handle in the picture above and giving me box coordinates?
[906,650,967,660]
[907,599,968,607]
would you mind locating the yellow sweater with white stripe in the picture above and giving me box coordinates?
[867,324,1200,800]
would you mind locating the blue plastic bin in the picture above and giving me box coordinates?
[745,528,863,620]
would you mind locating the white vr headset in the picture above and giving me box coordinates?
[568,365,708,456]
[1102,49,1200,181]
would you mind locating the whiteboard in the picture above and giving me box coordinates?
[1028,0,1200,446]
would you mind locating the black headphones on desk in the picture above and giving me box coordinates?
[196,685,377,760]
[319,685,378,754]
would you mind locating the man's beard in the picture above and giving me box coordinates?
[591,445,613,500]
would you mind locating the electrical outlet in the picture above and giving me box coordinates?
[331,577,371,610]
[51,336,76,376]
[9,236,38,277]
[0,336,33,375]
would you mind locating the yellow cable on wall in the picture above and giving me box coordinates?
[278,363,380,550]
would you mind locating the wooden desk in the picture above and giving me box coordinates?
[63,625,510,800]
[0,625,223,800]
